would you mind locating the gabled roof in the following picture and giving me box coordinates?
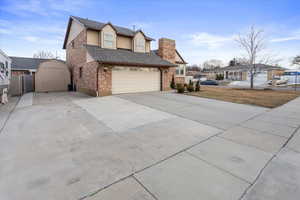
[10,57,64,70]
[86,45,176,67]
[175,50,188,64]
[63,16,155,49]
[0,49,11,60]
[221,64,285,71]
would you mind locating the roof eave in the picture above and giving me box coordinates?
[97,60,176,68]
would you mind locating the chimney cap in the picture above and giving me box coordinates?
[159,38,175,42]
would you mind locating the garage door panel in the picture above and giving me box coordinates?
[112,67,160,94]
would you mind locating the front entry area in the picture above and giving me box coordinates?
[112,66,161,94]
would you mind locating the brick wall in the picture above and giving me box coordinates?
[66,30,87,86]
[75,61,98,96]
[160,67,175,91]
[158,38,176,91]
[11,70,30,76]
[98,65,112,96]
[158,38,176,63]
[175,76,185,84]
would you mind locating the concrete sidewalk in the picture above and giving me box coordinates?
[0,92,299,200]
[0,97,19,133]
[15,92,33,109]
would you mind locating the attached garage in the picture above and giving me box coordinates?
[35,60,70,92]
[112,67,160,94]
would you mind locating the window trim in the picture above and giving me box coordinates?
[135,39,145,52]
[176,64,185,76]
[103,32,115,48]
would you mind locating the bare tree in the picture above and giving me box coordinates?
[186,64,201,72]
[292,55,300,68]
[229,57,249,66]
[33,50,55,59]
[235,26,266,89]
[203,59,224,70]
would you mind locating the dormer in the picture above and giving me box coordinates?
[101,23,117,49]
[63,16,155,52]
[133,30,147,53]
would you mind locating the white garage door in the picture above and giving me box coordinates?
[112,66,160,94]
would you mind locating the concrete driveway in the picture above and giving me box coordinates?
[0,91,299,200]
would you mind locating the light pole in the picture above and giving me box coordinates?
[295,71,298,91]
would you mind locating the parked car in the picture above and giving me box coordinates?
[200,80,219,85]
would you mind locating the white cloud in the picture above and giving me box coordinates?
[23,35,63,45]
[270,30,300,43]
[189,32,234,49]
[1,0,89,16]
[271,36,300,42]
[0,28,12,34]
[48,0,88,12]
[24,36,39,42]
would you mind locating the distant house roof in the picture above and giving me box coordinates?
[221,64,285,72]
[86,45,176,67]
[0,49,11,60]
[10,57,64,71]
[63,16,155,49]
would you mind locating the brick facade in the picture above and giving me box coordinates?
[66,30,87,87]
[98,65,112,96]
[74,61,98,96]
[67,30,177,95]
[11,70,30,76]
[175,76,185,84]
[158,38,177,91]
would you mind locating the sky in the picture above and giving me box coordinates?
[0,0,300,68]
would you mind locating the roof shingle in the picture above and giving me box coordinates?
[72,16,154,41]
[221,64,285,71]
[10,57,63,70]
[86,45,176,67]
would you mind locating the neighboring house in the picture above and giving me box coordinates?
[174,50,188,84]
[201,68,223,80]
[10,56,49,76]
[221,64,285,81]
[0,49,11,94]
[63,16,182,96]
[9,57,70,94]
[152,49,187,84]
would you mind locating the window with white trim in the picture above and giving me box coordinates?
[135,39,145,52]
[176,64,185,76]
[103,33,114,48]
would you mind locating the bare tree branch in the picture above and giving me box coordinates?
[292,55,300,66]
[235,26,269,88]
[33,50,55,59]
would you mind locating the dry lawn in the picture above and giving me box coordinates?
[188,86,300,108]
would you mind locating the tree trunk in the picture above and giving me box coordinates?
[250,73,254,89]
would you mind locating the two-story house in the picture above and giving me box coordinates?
[63,16,187,96]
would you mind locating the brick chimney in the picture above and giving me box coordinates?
[158,38,176,64]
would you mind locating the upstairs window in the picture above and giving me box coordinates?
[103,33,114,48]
[135,39,145,52]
